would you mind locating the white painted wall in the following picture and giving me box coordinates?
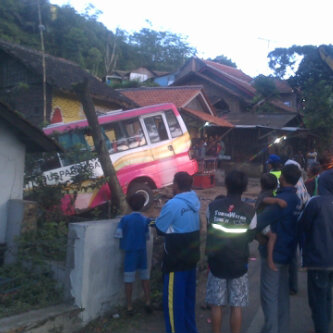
[67,218,153,323]
[0,122,25,243]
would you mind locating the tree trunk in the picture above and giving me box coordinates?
[74,79,128,215]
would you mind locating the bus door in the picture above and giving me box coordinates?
[141,113,177,185]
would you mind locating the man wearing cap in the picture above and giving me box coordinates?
[298,168,333,333]
[266,154,282,181]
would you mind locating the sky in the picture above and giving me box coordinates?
[50,0,333,77]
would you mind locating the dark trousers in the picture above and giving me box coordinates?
[260,258,290,333]
[163,269,198,333]
[289,252,298,293]
[307,270,333,333]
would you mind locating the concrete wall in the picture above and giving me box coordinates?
[0,122,25,244]
[66,218,153,323]
[5,200,37,264]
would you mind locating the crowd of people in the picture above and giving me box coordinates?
[191,135,227,169]
[114,150,333,333]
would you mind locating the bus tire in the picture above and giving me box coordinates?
[128,182,153,211]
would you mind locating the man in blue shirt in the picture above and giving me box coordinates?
[257,164,301,333]
[156,171,201,333]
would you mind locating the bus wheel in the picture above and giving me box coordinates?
[128,183,153,211]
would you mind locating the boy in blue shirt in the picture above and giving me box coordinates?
[114,193,152,315]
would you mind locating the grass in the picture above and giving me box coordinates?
[0,263,63,319]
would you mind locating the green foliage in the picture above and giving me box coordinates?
[268,44,333,149]
[0,263,62,318]
[110,80,141,89]
[129,28,197,71]
[208,55,237,68]
[17,220,68,262]
[0,0,197,77]
[0,147,91,317]
[251,75,279,113]
[24,144,115,219]
[253,75,278,98]
[15,81,30,91]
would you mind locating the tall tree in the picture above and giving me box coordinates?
[268,45,333,149]
[0,0,197,76]
[208,55,237,68]
[251,75,279,113]
[74,79,128,215]
[129,28,197,71]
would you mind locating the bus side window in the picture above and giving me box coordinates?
[165,110,183,138]
[144,115,169,143]
[103,122,126,153]
[123,118,146,148]
[57,131,92,166]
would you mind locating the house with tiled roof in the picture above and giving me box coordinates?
[0,39,137,127]
[118,85,233,139]
[173,57,298,116]
[172,58,304,174]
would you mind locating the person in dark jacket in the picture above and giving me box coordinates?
[299,168,333,333]
[155,171,200,333]
[257,164,301,333]
[205,170,257,333]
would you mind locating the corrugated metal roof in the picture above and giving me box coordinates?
[225,112,298,128]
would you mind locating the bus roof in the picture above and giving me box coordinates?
[43,103,179,135]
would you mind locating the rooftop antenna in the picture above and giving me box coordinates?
[37,0,47,123]
[257,37,280,50]
[258,37,273,49]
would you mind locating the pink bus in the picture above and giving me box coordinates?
[39,103,197,215]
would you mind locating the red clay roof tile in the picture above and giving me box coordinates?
[118,86,203,108]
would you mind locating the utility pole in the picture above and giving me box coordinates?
[37,0,47,123]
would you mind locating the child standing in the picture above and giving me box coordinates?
[114,193,152,315]
[255,173,287,271]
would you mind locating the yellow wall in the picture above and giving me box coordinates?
[51,94,113,123]
[52,95,84,123]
